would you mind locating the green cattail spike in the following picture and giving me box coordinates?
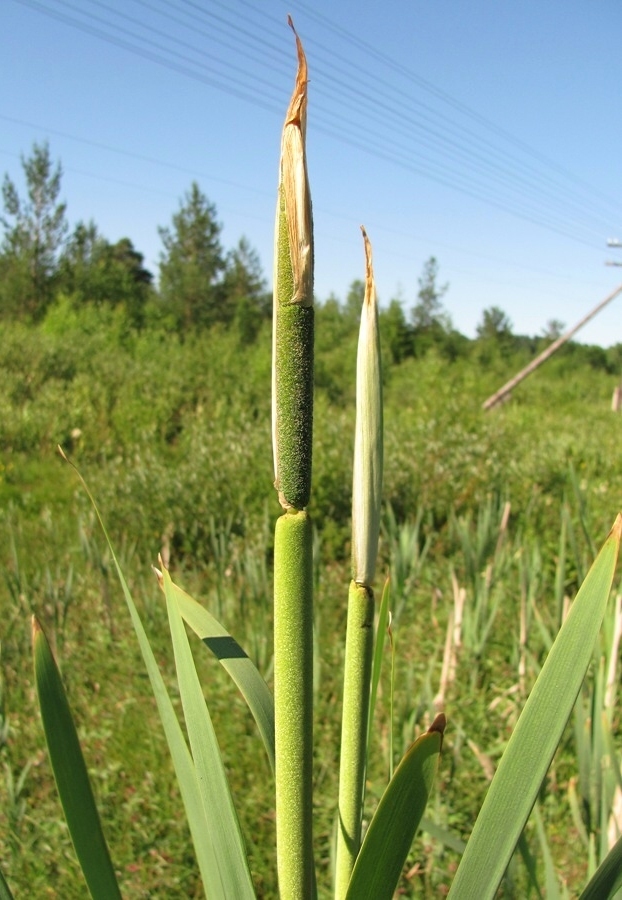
[272,20,317,900]
[335,227,383,898]
[272,15,314,512]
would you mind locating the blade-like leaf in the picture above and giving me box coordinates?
[579,832,622,899]
[448,515,622,900]
[366,576,390,759]
[419,816,465,855]
[32,618,122,900]
[533,802,562,899]
[0,866,15,900]
[345,715,445,900]
[59,451,219,896]
[516,831,545,900]
[164,569,256,899]
[166,575,275,774]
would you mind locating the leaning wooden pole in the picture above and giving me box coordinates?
[483,283,622,411]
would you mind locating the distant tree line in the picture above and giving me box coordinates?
[1,143,621,373]
[0,142,270,336]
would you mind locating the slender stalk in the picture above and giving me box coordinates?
[274,510,314,898]
[272,19,316,899]
[335,581,375,899]
[335,228,383,897]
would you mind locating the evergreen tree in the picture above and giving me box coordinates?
[223,236,266,304]
[343,279,365,326]
[542,318,565,341]
[158,182,225,330]
[0,142,67,319]
[380,298,412,364]
[411,256,450,331]
[222,236,270,342]
[315,293,345,352]
[59,221,153,323]
[476,306,513,341]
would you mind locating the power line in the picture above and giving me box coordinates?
[13,0,284,113]
[274,0,620,216]
[7,0,621,251]
[155,0,621,232]
[11,0,622,243]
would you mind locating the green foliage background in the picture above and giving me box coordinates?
[1,140,622,898]
[0,298,621,896]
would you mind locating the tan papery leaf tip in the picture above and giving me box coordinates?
[277,15,313,308]
[152,562,164,589]
[286,17,308,129]
[428,712,447,736]
[360,226,375,308]
[31,614,41,641]
[612,512,622,540]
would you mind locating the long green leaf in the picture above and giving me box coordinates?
[164,569,256,899]
[533,801,562,899]
[335,581,375,899]
[419,816,466,855]
[32,618,122,900]
[366,576,391,759]
[448,515,621,900]
[166,575,275,774]
[60,451,218,896]
[0,866,15,900]
[579,832,622,899]
[516,831,545,900]
[345,715,445,900]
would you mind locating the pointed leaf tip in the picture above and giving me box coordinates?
[361,227,375,309]
[346,713,443,900]
[285,16,308,128]
[33,614,123,899]
[429,712,447,736]
[447,517,621,899]
[351,224,382,583]
[152,565,164,589]
[31,615,41,644]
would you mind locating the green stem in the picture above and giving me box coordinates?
[274,509,315,899]
[335,580,375,899]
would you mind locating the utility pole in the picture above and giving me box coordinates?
[607,241,622,410]
[483,283,622,411]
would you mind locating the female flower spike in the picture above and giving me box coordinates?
[272,16,314,512]
[272,20,316,900]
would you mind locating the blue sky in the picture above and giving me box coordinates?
[2,0,622,345]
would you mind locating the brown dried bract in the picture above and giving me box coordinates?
[278,17,313,307]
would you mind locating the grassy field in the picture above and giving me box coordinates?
[1,309,621,897]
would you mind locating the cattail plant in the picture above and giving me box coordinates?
[335,227,383,898]
[271,18,316,898]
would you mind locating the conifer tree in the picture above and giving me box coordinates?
[0,142,67,319]
[158,182,225,331]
